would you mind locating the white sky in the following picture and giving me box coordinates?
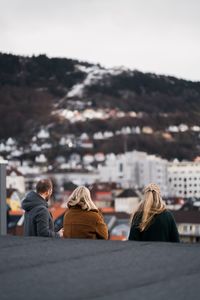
[0,0,200,81]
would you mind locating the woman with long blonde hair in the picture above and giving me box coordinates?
[128,183,179,242]
[63,186,108,239]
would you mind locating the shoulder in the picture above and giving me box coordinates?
[161,210,174,217]
[86,209,102,217]
[35,205,49,216]
[156,210,175,222]
[85,210,105,223]
[65,208,101,218]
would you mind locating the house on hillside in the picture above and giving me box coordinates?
[37,128,50,139]
[7,167,25,194]
[89,182,119,209]
[172,210,200,243]
[62,181,78,202]
[180,198,200,211]
[164,197,185,210]
[79,139,93,149]
[93,190,113,208]
[114,189,140,214]
[103,211,130,240]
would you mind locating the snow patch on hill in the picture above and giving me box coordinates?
[67,65,128,98]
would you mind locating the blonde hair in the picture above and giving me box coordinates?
[67,186,98,211]
[131,183,166,232]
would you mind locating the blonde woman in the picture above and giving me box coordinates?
[63,186,108,239]
[128,183,180,242]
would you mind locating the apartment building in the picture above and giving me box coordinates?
[168,161,200,198]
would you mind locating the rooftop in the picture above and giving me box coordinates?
[172,210,200,224]
[0,236,200,300]
[116,189,139,198]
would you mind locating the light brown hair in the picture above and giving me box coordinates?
[131,183,166,232]
[68,186,98,211]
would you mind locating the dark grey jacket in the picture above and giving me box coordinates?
[22,191,59,237]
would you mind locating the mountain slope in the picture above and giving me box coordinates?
[0,52,200,160]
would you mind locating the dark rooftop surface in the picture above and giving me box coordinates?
[0,236,200,300]
[116,189,138,198]
[172,210,200,223]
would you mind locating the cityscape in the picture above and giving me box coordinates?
[1,52,200,243]
[1,1,200,299]
[3,137,200,242]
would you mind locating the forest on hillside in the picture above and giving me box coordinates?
[0,52,200,160]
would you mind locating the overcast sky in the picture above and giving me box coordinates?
[0,0,200,81]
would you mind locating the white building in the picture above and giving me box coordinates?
[83,154,94,165]
[31,143,41,152]
[93,132,104,140]
[0,143,6,152]
[7,168,26,194]
[98,150,168,196]
[35,154,47,164]
[114,189,140,214]
[6,138,16,146]
[168,161,200,198]
[46,171,100,188]
[94,152,105,162]
[37,129,50,139]
[138,154,168,196]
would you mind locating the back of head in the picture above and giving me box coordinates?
[22,179,52,211]
[133,183,166,231]
[68,186,98,211]
[36,179,52,194]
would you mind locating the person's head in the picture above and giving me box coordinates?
[36,179,53,201]
[67,186,98,211]
[132,183,166,232]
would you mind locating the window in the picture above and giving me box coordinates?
[183,225,188,232]
[119,163,123,173]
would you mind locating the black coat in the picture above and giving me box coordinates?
[128,210,180,242]
[22,191,59,237]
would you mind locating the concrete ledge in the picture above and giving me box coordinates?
[0,236,200,300]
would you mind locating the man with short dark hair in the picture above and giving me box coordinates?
[22,179,63,237]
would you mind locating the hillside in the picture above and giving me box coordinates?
[0,52,200,161]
